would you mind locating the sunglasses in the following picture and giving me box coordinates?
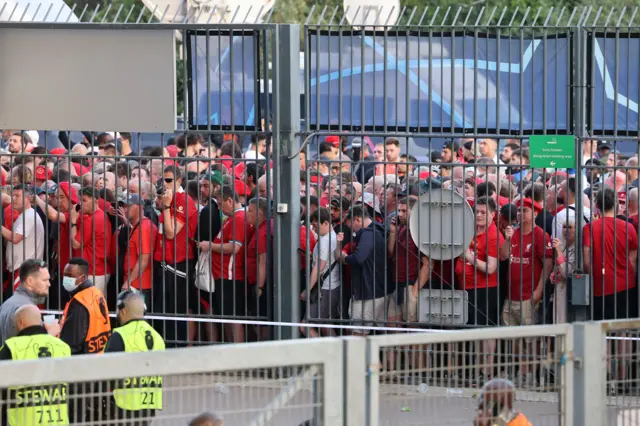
[164,178,174,183]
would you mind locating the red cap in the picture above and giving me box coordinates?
[58,182,78,204]
[234,179,249,196]
[325,135,340,147]
[419,171,430,180]
[166,145,179,158]
[72,163,91,176]
[233,162,246,180]
[310,175,321,184]
[516,197,542,213]
[219,155,233,171]
[35,166,52,181]
[49,148,66,156]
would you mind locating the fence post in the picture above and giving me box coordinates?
[572,322,606,426]
[272,24,301,340]
[343,337,366,426]
[571,25,589,322]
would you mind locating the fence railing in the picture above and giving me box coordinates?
[2,320,640,425]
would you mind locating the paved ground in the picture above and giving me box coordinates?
[136,373,640,426]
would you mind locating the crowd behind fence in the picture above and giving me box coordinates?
[1,319,639,425]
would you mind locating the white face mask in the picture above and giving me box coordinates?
[62,276,78,293]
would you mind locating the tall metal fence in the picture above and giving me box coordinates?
[0,6,640,351]
[1,320,640,425]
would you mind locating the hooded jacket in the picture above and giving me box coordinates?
[344,221,390,301]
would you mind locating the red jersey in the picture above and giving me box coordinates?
[3,206,18,229]
[629,214,639,234]
[246,220,270,285]
[458,223,504,290]
[56,211,73,272]
[393,225,420,284]
[432,259,456,286]
[75,209,112,276]
[508,226,553,301]
[124,218,158,291]
[212,209,251,281]
[154,191,198,265]
[584,217,638,297]
[299,225,316,271]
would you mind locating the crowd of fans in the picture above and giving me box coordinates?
[0,130,637,369]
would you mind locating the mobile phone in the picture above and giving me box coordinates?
[75,204,81,212]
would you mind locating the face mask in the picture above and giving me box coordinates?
[62,276,78,292]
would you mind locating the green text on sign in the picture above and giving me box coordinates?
[529,135,576,169]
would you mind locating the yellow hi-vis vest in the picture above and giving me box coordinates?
[110,320,165,411]
[4,333,71,426]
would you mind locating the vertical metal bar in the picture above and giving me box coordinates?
[272,24,301,340]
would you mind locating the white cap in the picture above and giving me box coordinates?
[358,192,381,214]
[25,130,39,146]
[106,132,122,140]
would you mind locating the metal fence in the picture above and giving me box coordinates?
[0,5,640,345]
[0,336,344,426]
[2,320,640,425]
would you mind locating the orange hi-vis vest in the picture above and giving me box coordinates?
[508,412,532,426]
[61,286,112,354]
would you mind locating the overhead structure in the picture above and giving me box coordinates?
[342,0,399,28]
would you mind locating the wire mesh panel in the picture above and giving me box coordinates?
[366,325,571,426]
[605,321,640,425]
[0,338,344,426]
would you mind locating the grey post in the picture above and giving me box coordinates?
[571,25,589,322]
[573,322,606,426]
[272,24,301,340]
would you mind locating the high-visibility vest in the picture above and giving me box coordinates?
[60,286,111,354]
[508,412,533,426]
[4,333,71,426]
[109,320,165,411]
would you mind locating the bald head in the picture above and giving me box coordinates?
[118,292,146,322]
[14,304,42,332]
[189,412,223,426]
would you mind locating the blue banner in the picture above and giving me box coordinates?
[187,31,258,129]
[589,35,640,133]
[308,31,570,132]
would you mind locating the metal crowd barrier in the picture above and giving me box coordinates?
[1,320,640,425]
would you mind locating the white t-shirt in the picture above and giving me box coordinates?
[244,150,265,160]
[6,208,45,272]
[552,203,591,240]
[313,231,341,290]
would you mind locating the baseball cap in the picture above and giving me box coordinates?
[443,139,460,152]
[597,141,611,150]
[201,171,223,186]
[33,186,45,196]
[42,181,58,194]
[234,179,250,196]
[515,197,542,213]
[49,148,66,156]
[324,135,340,147]
[35,166,52,181]
[58,182,79,204]
[330,196,350,211]
[103,139,123,154]
[121,193,144,205]
[357,192,381,213]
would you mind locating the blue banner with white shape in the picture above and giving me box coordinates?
[589,35,640,133]
[308,31,570,132]
[188,31,258,129]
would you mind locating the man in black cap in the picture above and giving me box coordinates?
[597,141,611,160]
[441,139,460,164]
